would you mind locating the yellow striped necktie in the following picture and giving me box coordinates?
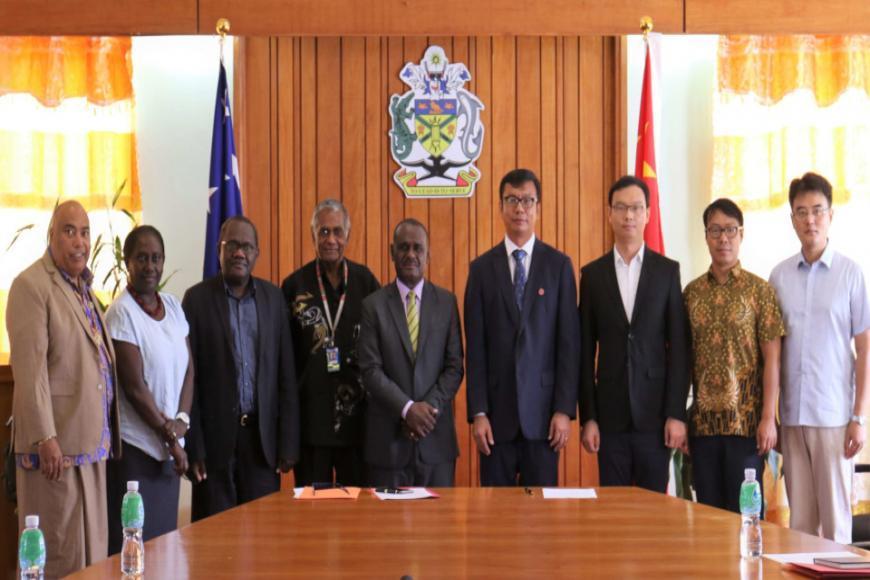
[407,289,419,354]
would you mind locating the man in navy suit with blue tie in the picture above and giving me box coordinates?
[465,169,580,486]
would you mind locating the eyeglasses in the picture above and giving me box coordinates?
[705,225,743,239]
[792,207,830,221]
[611,203,647,215]
[503,195,538,209]
[221,240,257,255]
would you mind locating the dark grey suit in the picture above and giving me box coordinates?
[358,280,464,486]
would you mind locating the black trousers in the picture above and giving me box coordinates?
[191,417,280,522]
[107,441,181,555]
[690,435,765,517]
[479,434,559,487]
[598,430,670,492]
[294,444,366,487]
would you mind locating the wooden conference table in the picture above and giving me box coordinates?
[69,487,861,578]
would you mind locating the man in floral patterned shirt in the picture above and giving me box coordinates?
[684,198,784,515]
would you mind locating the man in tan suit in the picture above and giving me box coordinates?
[7,201,120,578]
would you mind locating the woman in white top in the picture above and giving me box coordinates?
[105,225,193,554]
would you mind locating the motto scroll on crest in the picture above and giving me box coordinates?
[389,46,485,199]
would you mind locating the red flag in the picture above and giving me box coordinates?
[635,43,664,254]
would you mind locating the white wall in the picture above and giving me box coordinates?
[131,36,234,298]
[626,35,718,285]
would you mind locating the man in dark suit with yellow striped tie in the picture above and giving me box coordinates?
[358,218,464,486]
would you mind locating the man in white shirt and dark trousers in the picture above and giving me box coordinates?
[579,175,690,492]
[770,172,870,544]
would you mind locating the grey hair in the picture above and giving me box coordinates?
[310,199,351,236]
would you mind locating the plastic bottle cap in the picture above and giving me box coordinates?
[24,515,39,528]
[127,481,140,492]
[744,468,756,481]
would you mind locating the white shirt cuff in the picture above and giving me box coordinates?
[401,400,414,419]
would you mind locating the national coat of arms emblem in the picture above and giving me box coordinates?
[389,46,485,198]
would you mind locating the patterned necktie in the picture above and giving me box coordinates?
[407,289,419,354]
[513,249,527,311]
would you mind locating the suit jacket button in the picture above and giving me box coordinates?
[627,333,634,340]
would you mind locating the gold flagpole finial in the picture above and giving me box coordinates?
[640,16,654,39]
[216,18,231,37]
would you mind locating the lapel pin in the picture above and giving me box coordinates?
[538,288,545,296]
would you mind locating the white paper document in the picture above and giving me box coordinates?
[542,488,597,499]
[763,551,856,565]
[372,487,439,500]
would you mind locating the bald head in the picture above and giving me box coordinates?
[49,201,91,279]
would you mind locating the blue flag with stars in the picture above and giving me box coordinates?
[203,60,242,279]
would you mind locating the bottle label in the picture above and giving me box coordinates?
[19,529,46,569]
[122,493,145,529]
[739,481,762,515]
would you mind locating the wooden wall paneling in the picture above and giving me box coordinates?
[316,38,342,207]
[386,37,406,284]
[685,0,870,33]
[401,37,430,231]
[198,0,684,36]
[299,38,318,267]
[468,35,493,486]
[516,37,542,180]
[0,0,197,35]
[277,37,296,280]
[540,38,559,250]
[561,37,584,485]
[451,35,473,490]
[491,36,517,229]
[269,37,280,281]
[341,37,367,266]
[364,37,384,281]
[293,39,305,269]
[239,37,276,283]
[473,37,493,260]
[579,36,607,487]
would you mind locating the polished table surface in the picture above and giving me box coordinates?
[68,487,861,578]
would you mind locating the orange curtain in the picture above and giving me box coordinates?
[712,35,870,210]
[0,36,140,211]
[0,36,140,363]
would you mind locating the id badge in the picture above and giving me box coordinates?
[326,346,341,373]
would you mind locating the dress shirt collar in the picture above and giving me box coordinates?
[798,241,834,270]
[613,243,645,268]
[505,234,536,259]
[396,277,425,304]
[705,260,743,284]
[223,277,256,299]
[48,248,94,290]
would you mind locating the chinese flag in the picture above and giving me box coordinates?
[635,43,664,254]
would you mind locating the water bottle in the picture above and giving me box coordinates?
[121,481,145,576]
[739,468,762,559]
[18,515,45,580]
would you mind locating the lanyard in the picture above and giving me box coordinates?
[315,259,348,344]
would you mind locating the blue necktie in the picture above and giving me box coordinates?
[513,248,527,311]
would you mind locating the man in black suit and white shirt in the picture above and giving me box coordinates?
[465,169,580,486]
[579,175,689,492]
[183,216,299,520]
[359,218,464,486]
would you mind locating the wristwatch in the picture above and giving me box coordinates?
[850,414,866,426]
[175,412,191,429]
